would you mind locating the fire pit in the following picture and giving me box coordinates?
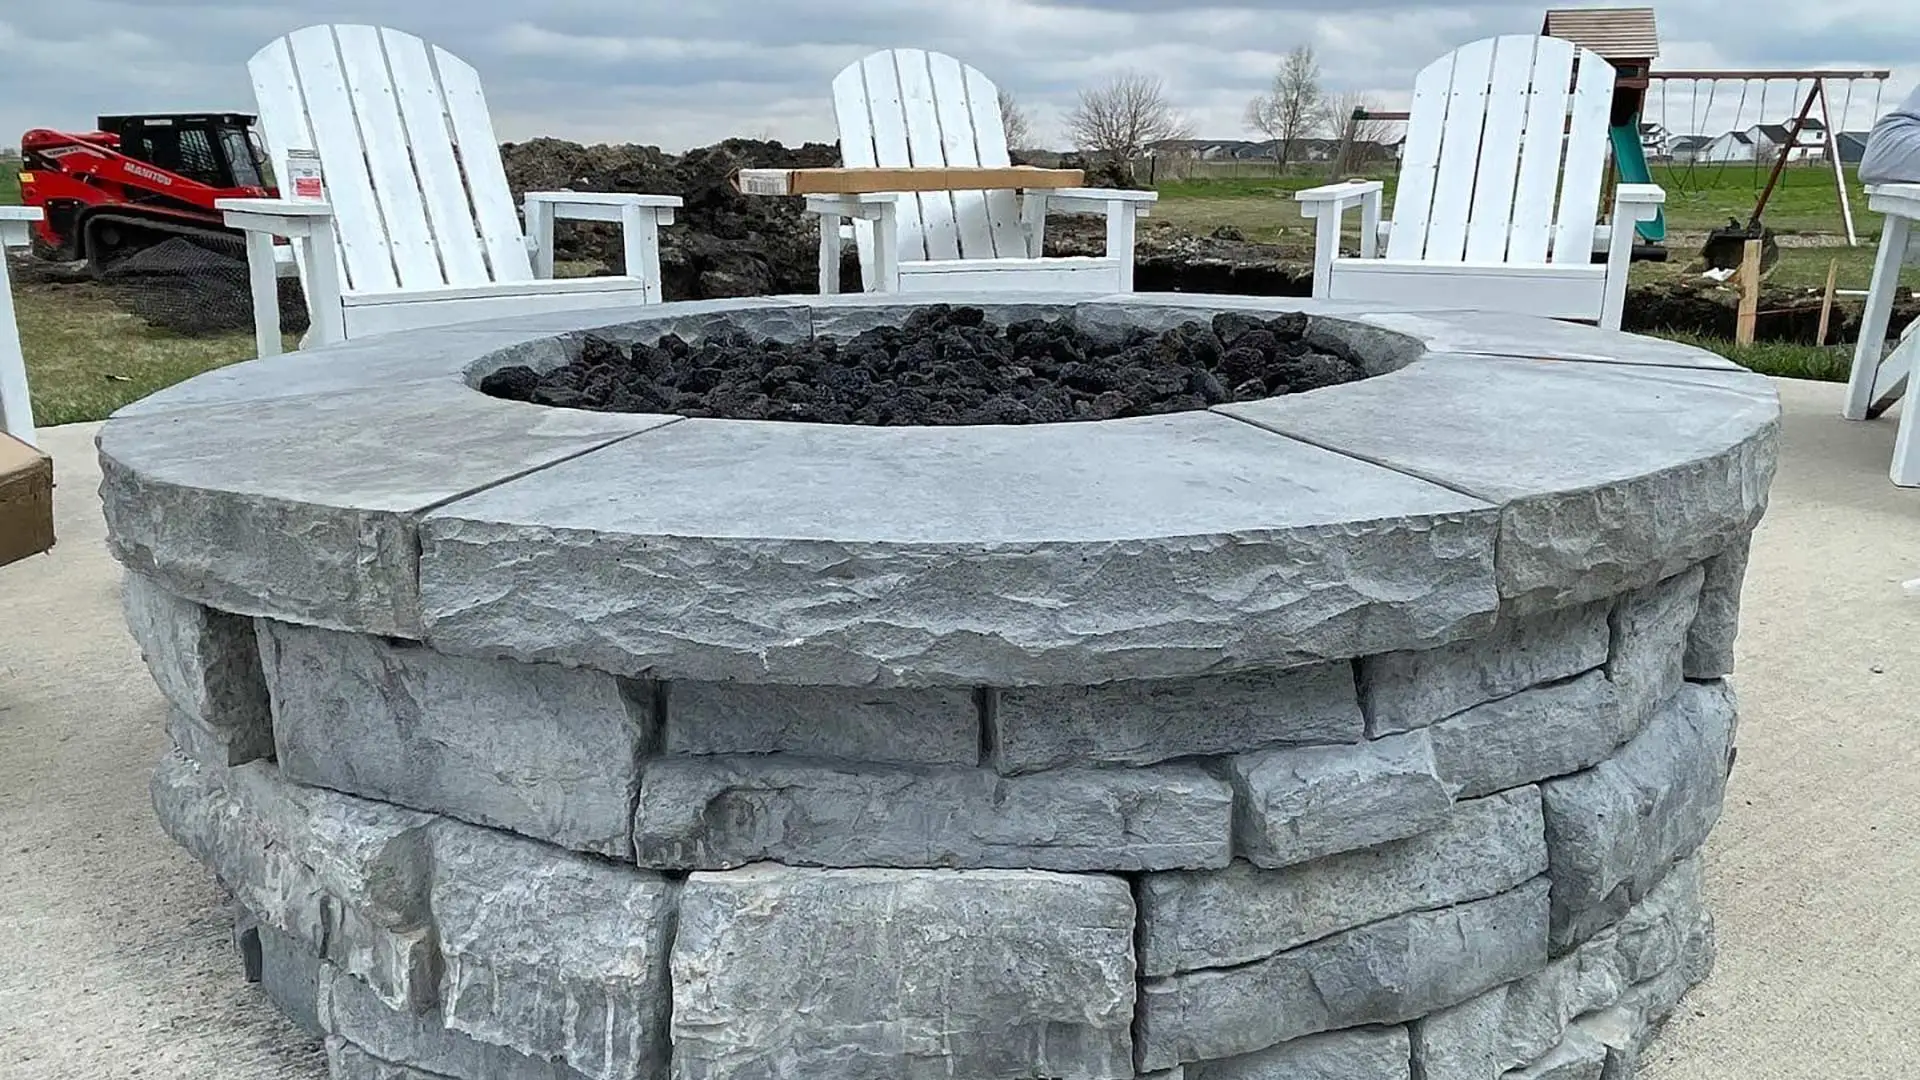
[100,292,1778,1080]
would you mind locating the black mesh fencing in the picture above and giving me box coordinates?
[91,238,310,338]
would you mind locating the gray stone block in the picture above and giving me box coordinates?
[1507,1028,1608,1080]
[1429,673,1627,800]
[1220,360,1778,615]
[233,905,262,982]
[1185,1026,1411,1080]
[1348,311,1742,371]
[1136,878,1549,1070]
[167,707,264,771]
[1543,683,1734,951]
[122,572,272,760]
[1229,730,1453,869]
[149,754,438,1011]
[1607,567,1704,735]
[258,620,653,857]
[418,410,1500,688]
[1685,536,1751,680]
[99,380,674,638]
[634,756,1233,872]
[664,681,978,765]
[990,662,1362,775]
[328,1038,442,1080]
[669,864,1136,1080]
[1139,787,1546,976]
[1411,854,1707,1080]
[431,821,675,1080]
[1359,601,1611,735]
[260,922,325,1038]
[321,963,589,1080]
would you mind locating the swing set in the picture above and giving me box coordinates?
[1649,67,1891,255]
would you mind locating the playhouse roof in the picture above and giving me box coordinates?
[1541,7,1660,61]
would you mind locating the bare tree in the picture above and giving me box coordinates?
[1245,46,1322,170]
[998,87,1035,153]
[1318,91,1396,172]
[1064,71,1193,180]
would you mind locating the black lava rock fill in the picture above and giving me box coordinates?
[478,305,1370,425]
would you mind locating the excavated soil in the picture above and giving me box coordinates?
[478,305,1369,425]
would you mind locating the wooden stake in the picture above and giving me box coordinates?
[1817,258,1840,345]
[1736,238,1763,346]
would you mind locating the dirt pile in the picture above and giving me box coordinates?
[499,137,844,299]
[479,304,1367,425]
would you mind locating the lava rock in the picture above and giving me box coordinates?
[480,305,1365,425]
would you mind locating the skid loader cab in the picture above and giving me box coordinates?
[94,113,273,192]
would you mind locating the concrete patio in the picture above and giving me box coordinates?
[0,376,1913,1080]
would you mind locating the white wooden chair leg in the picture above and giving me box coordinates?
[303,227,348,348]
[818,212,844,295]
[1310,205,1341,298]
[873,205,901,293]
[620,205,665,304]
[0,256,35,447]
[1598,200,1643,332]
[1845,214,1912,421]
[526,198,557,279]
[244,231,284,358]
[1105,201,1138,293]
[1893,355,1920,485]
[1020,194,1047,258]
[1358,193,1383,259]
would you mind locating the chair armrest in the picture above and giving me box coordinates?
[525,191,681,226]
[1041,188,1158,215]
[1867,183,1920,218]
[1613,183,1665,205]
[803,194,898,221]
[523,191,683,208]
[1295,180,1384,204]
[0,206,41,248]
[215,197,334,220]
[1044,187,1158,203]
[216,198,335,239]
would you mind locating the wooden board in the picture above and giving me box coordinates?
[737,166,1085,196]
[0,432,54,567]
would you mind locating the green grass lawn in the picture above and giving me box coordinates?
[1154,162,1880,239]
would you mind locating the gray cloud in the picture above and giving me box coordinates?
[0,0,1911,154]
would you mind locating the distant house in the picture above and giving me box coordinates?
[1700,130,1756,163]
[1146,139,1255,161]
[1835,131,1872,165]
[1666,134,1714,163]
[1745,117,1828,161]
[1639,122,1671,158]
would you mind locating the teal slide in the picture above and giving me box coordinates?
[1609,121,1666,243]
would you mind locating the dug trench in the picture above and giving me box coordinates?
[478,305,1370,424]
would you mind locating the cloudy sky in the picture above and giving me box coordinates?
[2,0,1913,153]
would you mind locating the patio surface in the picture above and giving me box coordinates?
[0,376,1914,1080]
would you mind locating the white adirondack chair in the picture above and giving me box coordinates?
[1842,183,1920,485]
[1296,34,1664,331]
[218,24,681,357]
[0,207,43,446]
[808,48,1157,294]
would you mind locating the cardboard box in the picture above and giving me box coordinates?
[736,166,1086,196]
[0,433,54,568]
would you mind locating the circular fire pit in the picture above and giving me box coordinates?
[101,292,1778,1080]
